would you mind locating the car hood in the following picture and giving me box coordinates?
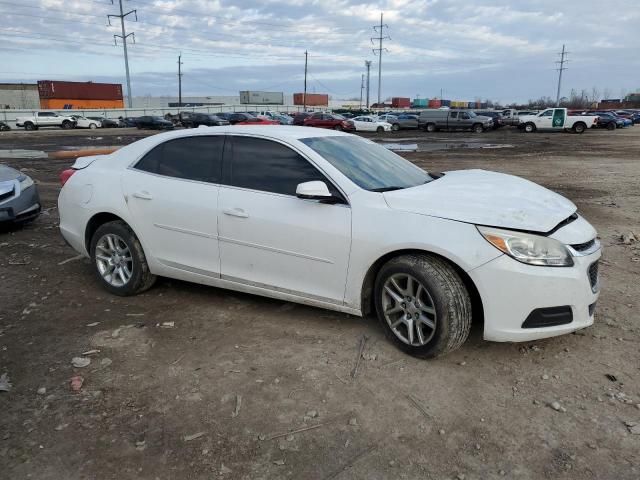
[383,169,576,233]
[0,164,21,182]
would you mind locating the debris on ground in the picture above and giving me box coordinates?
[620,232,637,245]
[81,349,100,356]
[158,321,175,328]
[231,394,242,418]
[100,358,112,367]
[0,373,12,392]
[37,387,46,395]
[605,374,618,382]
[86,322,99,327]
[350,334,369,379]
[183,431,205,442]
[550,401,566,412]
[69,375,84,392]
[220,464,232,475]
[348,417,358,426]
[273,459,285,465]
[57,254,84,266]
[71,357,91,368]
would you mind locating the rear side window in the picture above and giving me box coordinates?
[135,136,224,183]
[230,137,334,196]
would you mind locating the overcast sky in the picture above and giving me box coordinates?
[1,0,639,103]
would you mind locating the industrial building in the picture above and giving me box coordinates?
[0,81,124,109]
[0,84,40,109]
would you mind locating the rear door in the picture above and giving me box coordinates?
[122,135,224,275]
[217,135,352,304]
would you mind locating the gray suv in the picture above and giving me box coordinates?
[418,109,493,133]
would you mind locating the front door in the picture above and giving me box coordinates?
[537,109,554,129]
[122,135,225,275]
[218,135,352,304]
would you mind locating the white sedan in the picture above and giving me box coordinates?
[351,115,392,132]
[58,126,601,358]
[69,115,101,129]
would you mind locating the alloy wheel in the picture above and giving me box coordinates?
[381,273,437,346]
[95,233,134,287]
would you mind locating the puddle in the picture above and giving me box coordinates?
[383,143,418,152]
[0,149,48,159]
[380,142,514,152]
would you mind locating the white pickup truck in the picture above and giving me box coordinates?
[519,108,598,134]
[16,112,76,131]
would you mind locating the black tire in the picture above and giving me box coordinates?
[572,122,586,134]
[376,126,384,133]
[606,122,616,131]
[90,220,156,296]
[334,125,343,131]
[61,120,74,130]
[391,123,400,131]
[425,123,436,133]
[524,122,536,133]
[374,254,472,358]
[24,122,36,131]
[473,123,484,133]
[89,123,97,129]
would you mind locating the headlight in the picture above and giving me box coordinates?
[477,226,573,267]
[19,175,34,190]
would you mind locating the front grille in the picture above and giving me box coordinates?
[0,186,14,203]
[588,261,599,293]
[571,239,596,253]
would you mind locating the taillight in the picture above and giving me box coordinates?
[60,169,76,186]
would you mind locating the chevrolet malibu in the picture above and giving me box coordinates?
[58,126,601,358]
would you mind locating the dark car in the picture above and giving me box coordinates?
[584,112,622,130]
[181,112,230,128]
[292,112,312,126]
[303,112,356,131]
[0,121,10,131]
[119,117,139,128]
[475,111,505,129]
[87,116,119,128]
[136,116,174,130]
[227,112,272,125]
[0,164,40,226]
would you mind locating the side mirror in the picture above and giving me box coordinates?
[296,181,331,200]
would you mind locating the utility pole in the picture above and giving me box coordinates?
[177,53,183,108]
[108,0,137,108]
[440,88,443,101]
[359,74,365,110]
[555,44,568,107]
[371,12,389,107]
[303,50,308,111]
[364,60,372,108]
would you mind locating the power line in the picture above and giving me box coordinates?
[108,0,137,108]
[371,12,389,105]
[555,44,569,107]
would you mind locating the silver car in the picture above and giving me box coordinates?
[0,165,40,225]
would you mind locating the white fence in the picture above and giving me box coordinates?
[0,104,326,128]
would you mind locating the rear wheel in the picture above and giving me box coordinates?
[606,122,616,130]
[524,122,536,133]
[572,122,586,134]
[334,125,343,131]
[90,220,156,296]
[391,123,400,131]
[425,123,436,133]
[374,254,472,358]
[24,122,36,131]
[89,123,97,129]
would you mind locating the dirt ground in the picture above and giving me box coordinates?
[1,125,639,480]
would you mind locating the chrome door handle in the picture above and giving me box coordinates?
[132,191,153,200]
[223,208,249,218]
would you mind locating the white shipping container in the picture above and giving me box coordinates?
[239,91,284,105]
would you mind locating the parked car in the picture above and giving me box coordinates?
[303,112,355,131]
[181,113,230,128]
[119,117,139,128]
[583,112,623,130]
[16,112,76,131]
[227,113,279,125]
[519,108,598,133]
[419,109,493,133]
[136,116,174,130]
[614,110,640,124]
[69,115,101,129]
[87,116,119,128]
[58,126,601,358]
[474,111,505,129]
[1,164,40,225]
[605,112,633,127]
[269,114,293,125]
[0,121,10,131]
[292,112,312,126]
[378,114,420,131]
[350,116,392,133]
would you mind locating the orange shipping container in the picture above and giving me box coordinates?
[39,98,125,109]
[38,80,123,100]
[293,93,329,106]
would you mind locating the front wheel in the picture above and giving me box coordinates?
[425,123,436,133]
[524,122,536,133]
[606,122,616,131]
[374,254,472,358]
[61,121,74,130]
[376,126,384,133]
[473,123,484,133]
[391,123,400,131]
[89,123,97,129]
[90,220,156,296]
[333,125,343,131]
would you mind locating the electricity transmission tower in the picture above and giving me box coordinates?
[555,44,569,107]
[364,60,372,108]
[108,0,137,108]
[371,13,389,106]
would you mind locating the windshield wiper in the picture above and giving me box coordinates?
[369,186,404,192]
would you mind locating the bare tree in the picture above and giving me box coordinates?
[603,87,612,100]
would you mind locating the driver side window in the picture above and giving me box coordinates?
[540,110,553,117]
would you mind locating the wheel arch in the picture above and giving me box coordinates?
[85,212,130,252]
[360,248,484,326]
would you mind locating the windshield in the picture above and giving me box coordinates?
[300,136,432,191]
[331,114,346,120]
[152,116,164,121]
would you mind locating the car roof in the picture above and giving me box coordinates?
[140,125,352,142]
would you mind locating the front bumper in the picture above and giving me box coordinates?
[0,184,41,224]
[469,249,601,342]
